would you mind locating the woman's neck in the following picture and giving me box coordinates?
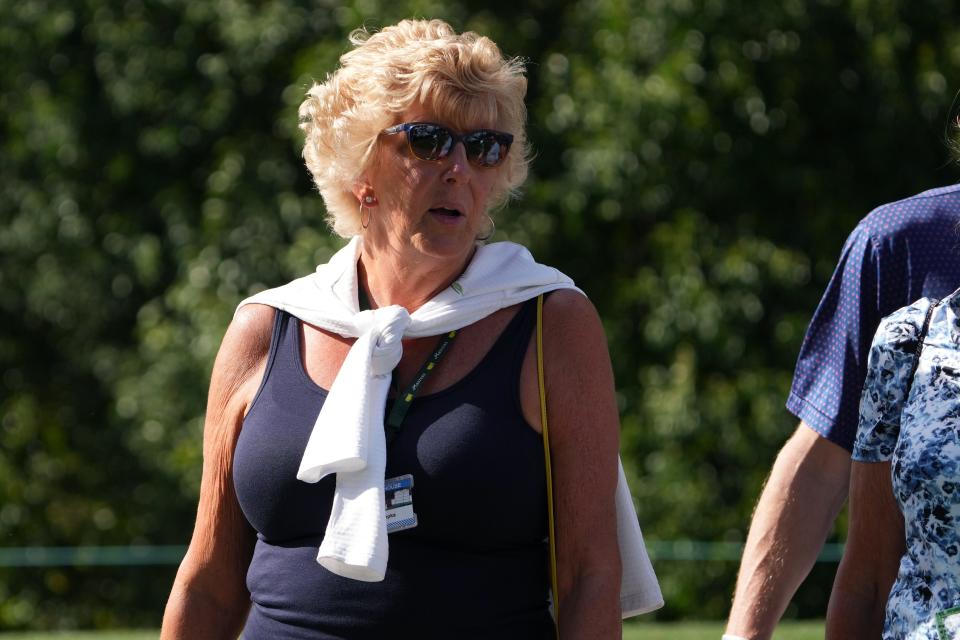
[358,241,474,312]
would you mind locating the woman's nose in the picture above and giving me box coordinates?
[442,142,472,183]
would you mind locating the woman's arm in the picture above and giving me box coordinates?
[160,304,275,639]
[825,460,904,639]
[524,290,622,638]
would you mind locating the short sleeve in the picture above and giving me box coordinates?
[786,225,881,450]
[852,298,934,462]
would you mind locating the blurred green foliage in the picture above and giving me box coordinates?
[2,0,960,629]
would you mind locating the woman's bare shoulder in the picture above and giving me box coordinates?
[228,303,276,347]
[541,289,604,343]
[209,303,277,405]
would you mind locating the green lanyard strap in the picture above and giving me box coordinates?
[385,330,458,443]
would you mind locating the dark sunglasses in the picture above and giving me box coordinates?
[381,122,513,168]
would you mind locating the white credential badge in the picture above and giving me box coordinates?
[385,474,418,534]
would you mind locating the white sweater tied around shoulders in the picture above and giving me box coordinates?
[236,236,662,617]
[238,236,578,581]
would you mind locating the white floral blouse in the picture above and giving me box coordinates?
[855,293,960,640]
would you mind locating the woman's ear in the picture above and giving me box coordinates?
[351,181,377,206]
[352,183,378,207]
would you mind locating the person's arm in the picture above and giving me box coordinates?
[161,304,274,639]
[725,423,850,640]
[524,291,622,639]
[825,460,903,638]
[727,222,873,640]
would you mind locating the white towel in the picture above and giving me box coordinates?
[239,236,578,580]
[616,461,664,616]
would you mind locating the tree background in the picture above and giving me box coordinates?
[2,0,960,629]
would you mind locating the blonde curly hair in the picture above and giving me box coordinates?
[298,19,530,237]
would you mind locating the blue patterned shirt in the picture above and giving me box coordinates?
[854,294,960,639]
[787,184,960,450]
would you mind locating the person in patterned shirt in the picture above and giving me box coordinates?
[828,293,960,639]
[726,185,960,640]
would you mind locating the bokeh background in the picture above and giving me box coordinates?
[3,0,960,630]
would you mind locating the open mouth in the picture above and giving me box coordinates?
[429,207,463,219]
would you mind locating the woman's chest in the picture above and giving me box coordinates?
[234,310,546,546]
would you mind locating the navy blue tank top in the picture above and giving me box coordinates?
[233,298,553,639]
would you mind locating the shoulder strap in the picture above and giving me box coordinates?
[536,294,560,639]
[904,299,939,400]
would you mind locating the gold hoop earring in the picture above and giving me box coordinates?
[477,214,495,241]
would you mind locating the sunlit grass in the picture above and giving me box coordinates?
[624,620,824,639]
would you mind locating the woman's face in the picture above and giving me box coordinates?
[360,104,504,267]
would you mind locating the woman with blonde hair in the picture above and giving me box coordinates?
[160,19,622,639]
